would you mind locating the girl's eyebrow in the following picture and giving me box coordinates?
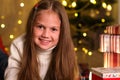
[51,26,60,28]
[34,22,60,28]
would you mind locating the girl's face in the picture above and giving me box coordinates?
[33,10,61,50]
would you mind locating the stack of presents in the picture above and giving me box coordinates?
[91,25,120,80]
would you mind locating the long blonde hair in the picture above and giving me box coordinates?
[17,0,79,80]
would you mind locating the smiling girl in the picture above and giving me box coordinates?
[4,0,80,80]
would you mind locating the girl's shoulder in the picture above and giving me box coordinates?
[12,33,25,46]
[10,33,25,54]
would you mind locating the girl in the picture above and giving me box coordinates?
[5,0,80,80]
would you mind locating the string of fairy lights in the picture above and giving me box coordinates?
[61,0,113,56]
[0,0,114,55]
[0,0,38,52]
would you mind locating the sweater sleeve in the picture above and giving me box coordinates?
[4,43,21,80]
[4,35,24,80]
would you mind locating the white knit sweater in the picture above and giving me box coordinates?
[37,47,53,80]
[4,34,53,80]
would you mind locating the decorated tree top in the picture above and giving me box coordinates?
[61,0,117,55]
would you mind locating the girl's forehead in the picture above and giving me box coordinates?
[34,9,61,26]
[35,10,60,21]
[36,9,57,16]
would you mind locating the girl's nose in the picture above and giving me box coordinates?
[41,30,49,38]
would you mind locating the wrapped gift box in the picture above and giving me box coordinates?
[100,25,120,68]
[91,67,120,80]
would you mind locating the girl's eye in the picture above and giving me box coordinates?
[37,25,44,29]
[51,28,57,32]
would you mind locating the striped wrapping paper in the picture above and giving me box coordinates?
[100,25,120,68]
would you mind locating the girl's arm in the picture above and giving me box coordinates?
[4,42,22,80]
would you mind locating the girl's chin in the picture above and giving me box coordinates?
[38,45,50,50]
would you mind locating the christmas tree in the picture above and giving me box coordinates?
[61,0,117,55]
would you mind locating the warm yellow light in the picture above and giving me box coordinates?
[96,10,99,14]
[101,18,105,23]
[9,34,14,39]
[82,47,86,51]
[78,23,82,27]
[74,47,78,51]
[82,48,88,54]
[84,49,88,54]
[74,13,78,17]
[88,51,92,56]
[18,20,22,24]
[68,5,72,8]
[106,11,110,16]
[62,0,67,6]
[5,47,9,52]
[107,4,112,11]
[83,33,87,37]
[90,0,96,4]
[102,2,107,8]
[1,24,5,28]
[18,11,22,15]
[104,30,107,33]
[72,1,76,8]
[90,11,96,18]
[20,2,24,7]
[78,40,82,44]
[1,16,5,19]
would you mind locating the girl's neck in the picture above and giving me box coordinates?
[36,46,56,54]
